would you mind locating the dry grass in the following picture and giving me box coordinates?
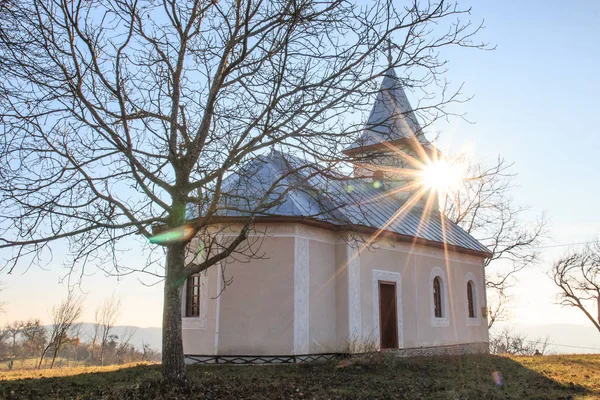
[0,357,87,372]
[0,354,598,399]
[514,354,600,397]
[0,361,156,381]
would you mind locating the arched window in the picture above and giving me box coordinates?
[467,280,476,318]
[185,274,201,317]
[433,276,443,318]
[430,268,449,326]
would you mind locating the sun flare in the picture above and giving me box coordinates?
[419,159,464,194]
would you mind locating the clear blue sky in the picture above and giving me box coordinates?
[435,0,600,330]
[1,1,599,342]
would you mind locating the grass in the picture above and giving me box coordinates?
[0,354,598,399]
[0,357,87,372]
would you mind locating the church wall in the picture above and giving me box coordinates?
[334,241,350,347]
[181,237,219,356]
[356,240,488,351]
[412,252,488,347]
[308,240,338,353]
[357,245,418,349]
[182,261,220,356]
[182,224,488,359]
[214,237,295,355]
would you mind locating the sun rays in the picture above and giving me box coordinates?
[347,136,469,286]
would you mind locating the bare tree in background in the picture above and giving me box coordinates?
[0,0,488,382]
[0,284,6,314]
[552,240,600,332]
[441,156,547,328]
[489,328,550,356]
[94,295,122,365]
[21,319,46,362]
[3,320,22,370]
[115,326,138,364]
[38,293,84,369]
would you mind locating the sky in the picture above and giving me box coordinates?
[1,1,599,351]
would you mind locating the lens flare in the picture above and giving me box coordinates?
[419,159,463,194]
[492,371,504,388]
[149,224,196,244]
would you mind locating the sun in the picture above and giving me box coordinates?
[419,158,464,194]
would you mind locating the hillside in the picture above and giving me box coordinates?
[69,323,162,351]
[492,322,600,354]
[1,354,599,399]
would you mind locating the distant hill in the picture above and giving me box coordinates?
[493,322,600,354]
[67,323,162,351]
[68,322,598,355]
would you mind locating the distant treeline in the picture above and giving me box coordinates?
[0,318,161,370]
[0,293,161,371]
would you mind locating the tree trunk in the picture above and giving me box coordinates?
[38,345,50,369]
[162,242,187,384]
[50,345,59,369]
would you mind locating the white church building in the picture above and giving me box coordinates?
[181,66,491,363]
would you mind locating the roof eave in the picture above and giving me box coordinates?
[195,215,492,259]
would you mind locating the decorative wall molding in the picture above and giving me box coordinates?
[356,234,483,265]
[181,270,209,330]
[464,272,481,326]
[372,269,403,349]
[214,261,223,354]
[293,236,310,354]
[429,267,450,328]
[347,244,362,343]
[413,255,420,342]
[297,224,341,243]
[223,224,345,244]
[218,224,483,264]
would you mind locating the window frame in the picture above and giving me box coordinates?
[429,267,449,327]
[185,274,201,318]
[464,272,481,326]
[467,280,475,318]
[433,277,443,318]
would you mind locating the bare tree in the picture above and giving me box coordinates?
[94,295,122,365]
[0,0,488,382]
[20,318,46,361]
[115,326,137,364]
[0,283,6,314]
[441,156,547,328]
[489,328,550,356]
[38,293,84,369]
[3,320,22,370]
[551,240,600,332]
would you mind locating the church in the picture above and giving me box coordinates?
[181,65,491,363]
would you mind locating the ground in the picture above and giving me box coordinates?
[0,354,599,399]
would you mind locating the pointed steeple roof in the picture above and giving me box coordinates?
[344,67,430,153]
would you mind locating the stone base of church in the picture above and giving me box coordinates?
[184,343,489,365]
[392,341,489,357]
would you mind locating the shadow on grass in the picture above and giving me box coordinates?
[0,364,162,400]
[0,355,596,399]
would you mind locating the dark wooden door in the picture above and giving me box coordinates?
[379,282,398,349]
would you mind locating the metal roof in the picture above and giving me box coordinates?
[199,151,490,256]
[345,67,430,151]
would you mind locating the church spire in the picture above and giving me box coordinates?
[344,55,429,154]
